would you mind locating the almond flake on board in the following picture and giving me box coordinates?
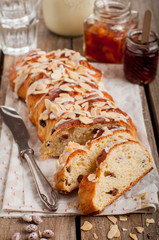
[107,216,117,224]
[107,224,118,239]
[81,221,93,231]
[129,233,138,240]
[110,224,120,237]
[119,215,128,221]
[146,218,155,227]
[79,116,93,124]
[93,233,98,239]
[135,226,144,233]
[122,228,127,232]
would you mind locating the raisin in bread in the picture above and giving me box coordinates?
[78,141,153,215]
[54,129,135,193]
[9,49,136,158]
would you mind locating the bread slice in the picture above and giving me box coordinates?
[54,129,135,193]
[78,141,153,215]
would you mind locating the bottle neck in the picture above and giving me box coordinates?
[94,0,132,24]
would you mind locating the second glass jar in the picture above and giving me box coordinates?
[84,0,138,63]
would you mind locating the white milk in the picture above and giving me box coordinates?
[43,0,95,37]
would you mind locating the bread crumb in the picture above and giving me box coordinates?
[119,215,127,221]
[122,228,127,232]
[81,221,93,231]
[141,203,149,208]
[139,192,147,200]
[129,233,138,240]
[93,233,98,239]
[107,215,117,224]
[135,226,144,233]
[146,218,155,227]
[107,224,118,239]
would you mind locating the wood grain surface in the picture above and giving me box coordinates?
[0,0,159,239]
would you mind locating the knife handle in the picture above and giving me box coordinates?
[20,149,58,211]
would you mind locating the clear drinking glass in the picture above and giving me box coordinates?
[0,0,40,56]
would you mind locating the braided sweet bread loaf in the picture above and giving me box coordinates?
[9,49,136,159]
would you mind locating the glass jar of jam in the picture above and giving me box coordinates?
[84,0,138,63]
[124,30,159,85]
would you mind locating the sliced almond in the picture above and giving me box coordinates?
[40,113,48,121]
[107,224,118,239]
[110,224,120,237]
[122,228,127,232]
[74,103,82,111]
[59,93,70,98]
[68,71,79,81]
[36,82,46,91]
[45,99,61,116]
[129,233,138,240]
[107,216,117,224]
[74,86,85,94]
[65,103,73,110]
[81,102,89,111]
[135,226,144,233]
[26,81,38,97]
[114,229,120,238]
[60,84,73,92]
[62,112,76,120]
[76,65,88,74]
[81,221,93,231]
[119,215,128,222]
[146,218,155,227]
[79,116,93,124]
[66,60,77,68]
[71,52,81,61]
[88,174,97,182]
[37,56,48,62]
[93,101,106,107]
[51,70,62,80]
[79,82,92,92]
[93,233,98,239]
[75,94,83,100]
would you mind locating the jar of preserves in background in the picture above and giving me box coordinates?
[124,30,159,85]
[43,0,95,37]
[84,0,138,63]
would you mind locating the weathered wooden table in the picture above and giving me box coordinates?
[0,0,159,239]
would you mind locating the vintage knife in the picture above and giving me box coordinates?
[0,105,57,211]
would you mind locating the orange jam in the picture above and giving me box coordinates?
[83,0,138,63]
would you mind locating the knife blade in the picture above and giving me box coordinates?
[0,105,58,211]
